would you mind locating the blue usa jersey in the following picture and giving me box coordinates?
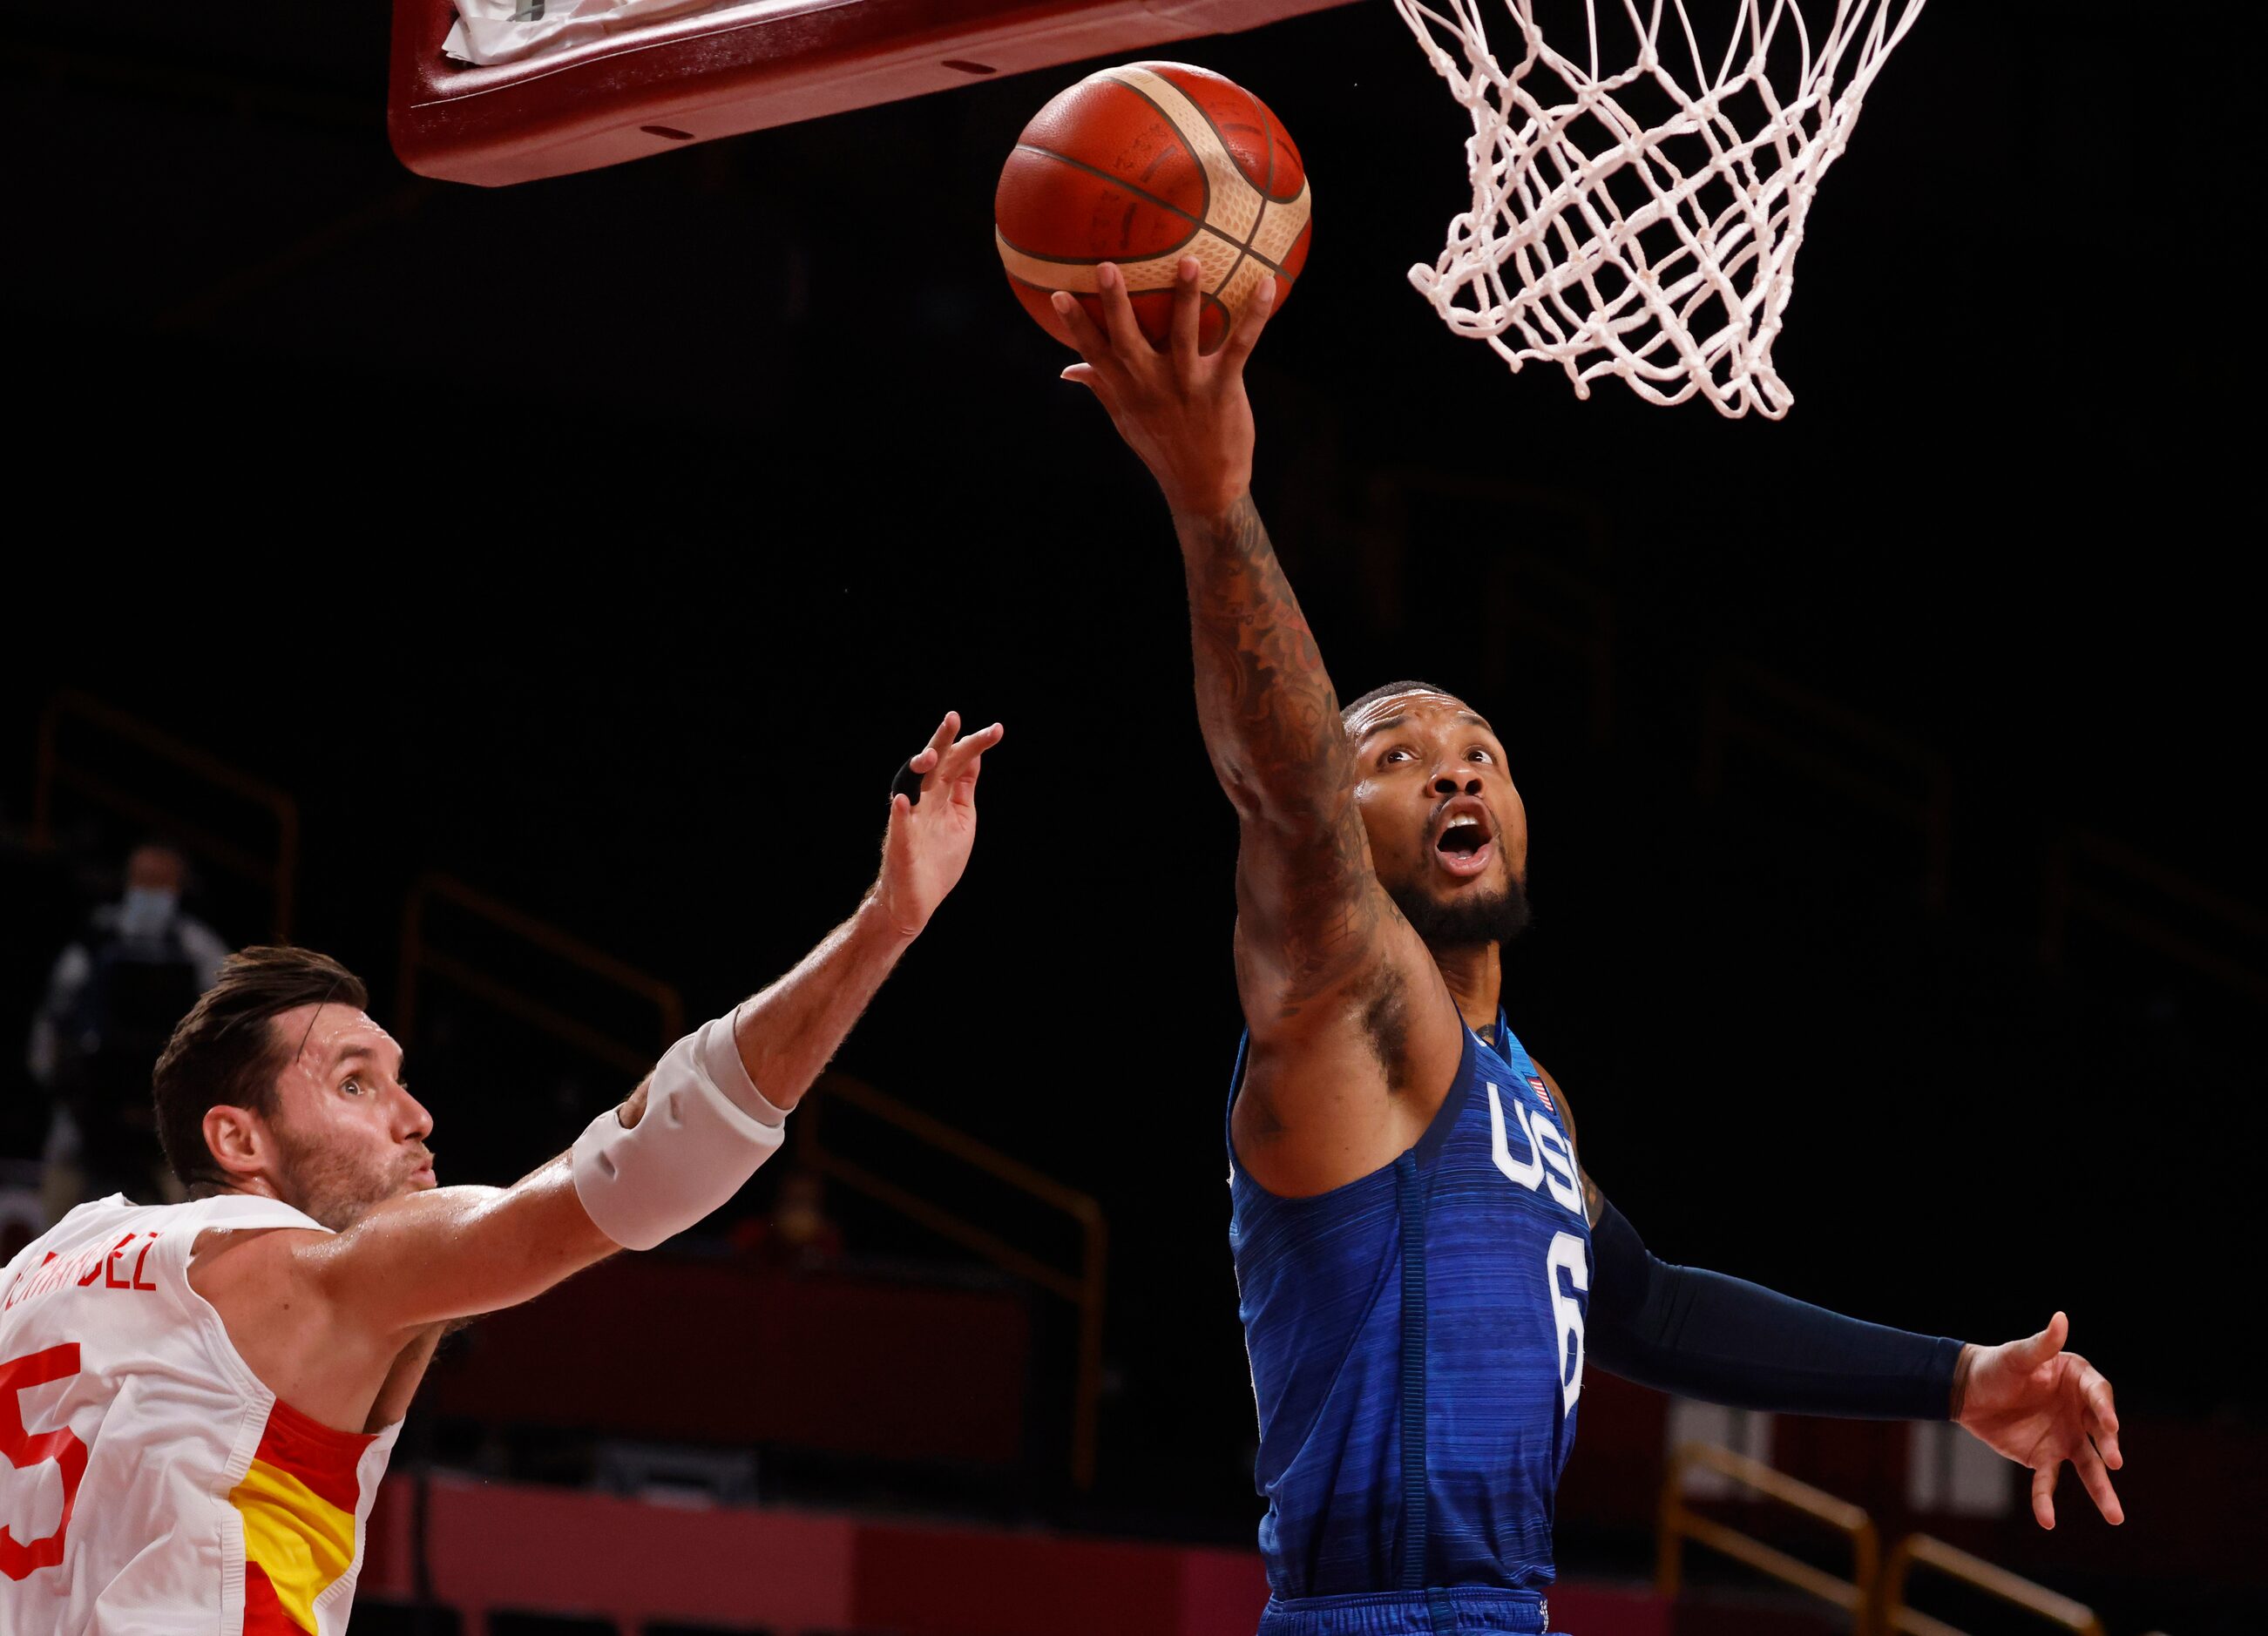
[1228,1014,1591,1628]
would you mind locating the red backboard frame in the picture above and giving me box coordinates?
[389,0,1355,186]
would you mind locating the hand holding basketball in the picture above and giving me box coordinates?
[1054,257,1275,521]
[1953,1312,2124,1530]
[994,62,1310,357]
[876,712,1005,939]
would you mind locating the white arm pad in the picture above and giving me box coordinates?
[571,1005,787,1251]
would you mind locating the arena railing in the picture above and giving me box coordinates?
[1699,661,1955,913]
[1880,1532,2107,1636]
[1656,1443,2123,1636]
[2042,828,2268,1004]
[1656,1439,1881,1626]
[396,870,685,1078]
[31,689,301,941]
[395,872,1107,1489]
[799,1071,1109,1491]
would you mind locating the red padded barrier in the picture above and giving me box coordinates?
[364,1477,1676,1636]
[366,1477,859,1633]
[418,1256,1033,1466]
[388,0,1358,186]
[850,1518,1261,1635]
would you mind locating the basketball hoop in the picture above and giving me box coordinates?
[1394,0,1926,417]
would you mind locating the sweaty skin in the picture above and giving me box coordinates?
[186,712,1003,1437]
[1053,254,2125,1531]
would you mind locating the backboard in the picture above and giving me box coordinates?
[389,0,1356,186]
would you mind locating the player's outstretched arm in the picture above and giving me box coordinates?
[1055,264,1399,1031]
[1542,1067,2123,1530]
[1588,1197,2123,1526]
[274,715,1002,1338]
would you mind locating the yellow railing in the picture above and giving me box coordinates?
[799,1073,1107,1492]
[1657,1445,2123,1636]
[32,690,301,941]
[397,871,683,1078]
[1882,1533,2107,1636]
[1659,1441,1880,1622]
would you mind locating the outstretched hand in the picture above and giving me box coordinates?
[875,712,1004,938]
[1955,1312,2123,1529]
[1053,257,1276,520]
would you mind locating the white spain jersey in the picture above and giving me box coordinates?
[0,1194,401,1635]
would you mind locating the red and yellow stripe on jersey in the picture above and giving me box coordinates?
[229,1396,376,1635]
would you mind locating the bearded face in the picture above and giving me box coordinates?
[250,1006,437,1229]
[1344,688,1533,956]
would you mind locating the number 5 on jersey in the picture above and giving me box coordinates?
[1,1342,87,1580]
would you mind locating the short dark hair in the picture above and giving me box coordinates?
[151,946,368,1193]
[1340,679,1456,727]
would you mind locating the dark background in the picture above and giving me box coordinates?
[3,0,2260,1626]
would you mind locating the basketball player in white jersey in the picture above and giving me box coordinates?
[0,712,1003,1635]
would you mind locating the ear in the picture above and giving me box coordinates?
[201,1105,272,1182]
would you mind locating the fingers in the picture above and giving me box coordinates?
[2013,1312,2068,1369]
[894,719,1005,815]
[1170,255,1202,362]
[2079,1362,2121,1468]
[937,721,1005,798]
[1059,362,1123,418]
[1093,261,1148,359]
[2030,1461,2057,1531]
[2071,1439,2124,1525]
[894,713,958,795]
[1218,272,1276,370]
[1051,292,1119,375]
[912,711,958,770]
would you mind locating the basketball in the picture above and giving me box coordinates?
[994,62,1311,355]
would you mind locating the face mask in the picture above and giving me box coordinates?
[118,885,179,941]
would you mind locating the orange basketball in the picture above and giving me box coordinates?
[995,62,1311,355]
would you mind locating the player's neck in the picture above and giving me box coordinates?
[193,1177,285,1206]
[1426,940,1501,1033]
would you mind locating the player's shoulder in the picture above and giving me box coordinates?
[3,1194,277,1303]
[17,1193,167,1259]
[183,1196,334,1278]
[1517,1052,1603,1222]
[1514,1051,1580,1144]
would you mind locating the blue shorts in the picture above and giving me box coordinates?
[1256,1587,1562,1635]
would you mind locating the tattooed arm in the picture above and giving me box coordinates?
[1175,493,1385,1004]
[1054,260,1459,1190]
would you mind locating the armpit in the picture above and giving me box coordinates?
[1357,963,1413,1093]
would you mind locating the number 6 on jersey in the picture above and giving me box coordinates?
[1547,1232,1588,1416]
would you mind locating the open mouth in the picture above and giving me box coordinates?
[1433,806,1496,878]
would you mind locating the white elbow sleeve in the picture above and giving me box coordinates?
[571,1005,787,1251]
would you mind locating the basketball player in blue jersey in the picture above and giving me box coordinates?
[1052,261,2125,1636]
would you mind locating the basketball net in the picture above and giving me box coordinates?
[1394,0,1925,417]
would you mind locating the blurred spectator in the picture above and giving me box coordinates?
[26,843,228,1216]
[729,1168,845,1272]
[0,1161,44,1264]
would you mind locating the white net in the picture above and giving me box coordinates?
[1394,0,1926,417]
